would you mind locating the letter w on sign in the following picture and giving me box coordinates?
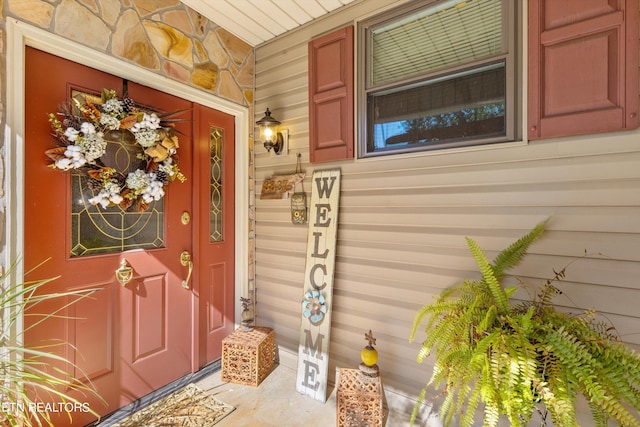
[296,169,341,402]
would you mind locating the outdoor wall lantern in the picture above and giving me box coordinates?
[256,108,288,155]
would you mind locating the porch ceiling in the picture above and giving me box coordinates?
[179,0,357,46]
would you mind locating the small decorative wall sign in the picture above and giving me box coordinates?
[291,153,307,224]
[260,172,304,199]
[291,192,307,224]
[296,168,341,403]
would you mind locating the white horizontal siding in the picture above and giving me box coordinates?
[253,0,640,420]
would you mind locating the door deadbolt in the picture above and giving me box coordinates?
[181,211,191,225]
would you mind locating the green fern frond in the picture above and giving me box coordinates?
[409,303,436,343]
[416,343,431,364]
[409,388,427,425]
[588,400,609,427]
[440,384,456,426]
[536,283,562,308]
[410,289,469,343]
[461,382,483,427]
[466,237,509,313]
[491,218,549,279]
[483,400,500,427]
[477,305,497,335]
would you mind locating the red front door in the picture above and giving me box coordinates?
[23,47,235,425]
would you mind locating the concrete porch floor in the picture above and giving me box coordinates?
[196,364,334,426]
[195,363,415,426]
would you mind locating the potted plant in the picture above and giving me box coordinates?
[409,220,640,427]
[0,261,103,426]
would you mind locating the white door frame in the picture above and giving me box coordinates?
[5,19,249,364]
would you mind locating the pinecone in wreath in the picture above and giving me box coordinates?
[154,170,169,184]
[112,173,126,187]
[122,97,136,113]
[86,178,103,192]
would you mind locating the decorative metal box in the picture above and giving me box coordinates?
[221,326,275,386]
[336,368,385,426]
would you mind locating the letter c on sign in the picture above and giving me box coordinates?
[309,263,327,290]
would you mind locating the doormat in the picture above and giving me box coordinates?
[112,384,234,427]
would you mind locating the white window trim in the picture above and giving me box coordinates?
[356,0,522,159]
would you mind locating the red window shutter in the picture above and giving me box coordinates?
[528,0,639,140]
[308,25,354,163]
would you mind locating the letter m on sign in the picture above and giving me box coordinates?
[296,169,341,402]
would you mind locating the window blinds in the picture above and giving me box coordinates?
[371,0,504,86]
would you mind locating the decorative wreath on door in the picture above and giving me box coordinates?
[46,88,186,212]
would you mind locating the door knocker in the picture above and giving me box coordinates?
[115,258,134,286]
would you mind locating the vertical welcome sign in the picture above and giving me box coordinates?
[296,169,341,402]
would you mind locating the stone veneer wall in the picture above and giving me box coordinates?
[0,0,256,300]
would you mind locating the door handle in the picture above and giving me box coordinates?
[180,250,193,289]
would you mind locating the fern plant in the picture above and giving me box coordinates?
[409,220,640,427]
[0,261,103,426]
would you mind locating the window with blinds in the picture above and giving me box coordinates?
[360,0,518,157]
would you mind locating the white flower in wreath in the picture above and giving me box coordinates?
[64,127,80,142]
[302,289,327,326]
[141,174,165,203]
[131,113,162,147]
[77,132,106,162]
[134,129,159,148]
[132,113,161,131]
[126,169,151,193]
[125,170,165,203]
[89,179,123,208]
[100,114,121,131]
[158,158,177,177]
[80,122,97,135]
[61,121,106,164]
[54,145,86,170]
[101,98,124,115]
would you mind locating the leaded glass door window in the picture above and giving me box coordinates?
[71,180,164,256]
[209,126,224,243]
